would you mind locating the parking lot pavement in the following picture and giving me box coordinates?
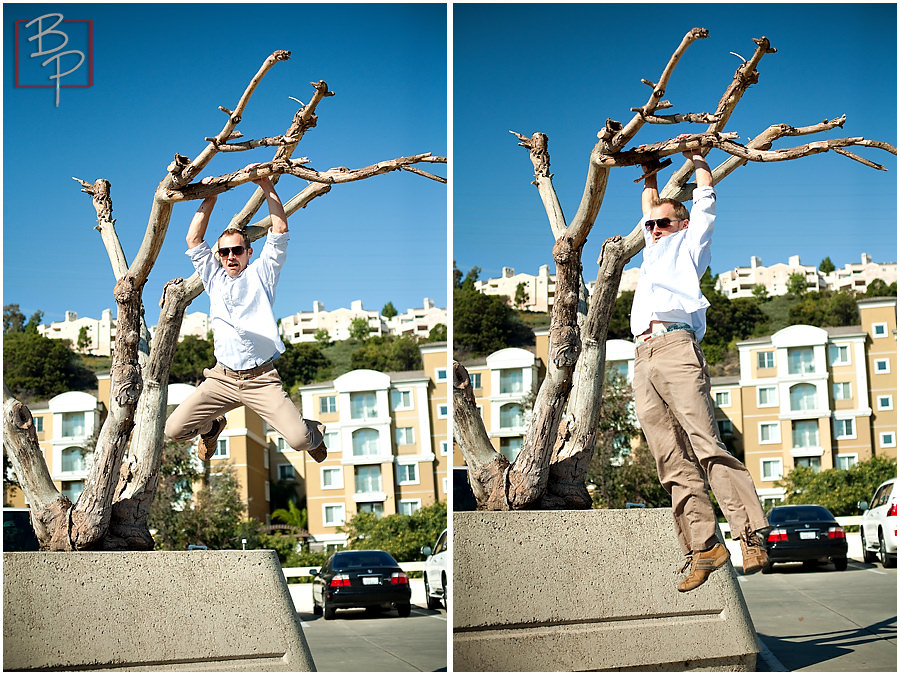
[727,537,897,672]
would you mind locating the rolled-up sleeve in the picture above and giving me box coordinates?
[187,242,222,290]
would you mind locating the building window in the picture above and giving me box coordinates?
[396,463,418,485]
[437,404,448,419]
[351,428,379,457]
[833,382,851,401]
[499,403,524,429]
[757,351,775,369]
[716,419,733,438]
[789,383,817,411]
[833,418,855,439]
[350,392,378,420]
[499,368,524,394]
[874,359,891,374]
[398,499,421,516]
[470,373,482,390]
[276,437,287,452]
[34,416,44,433]
[61,480,84,502]
[319,395,337,414]
[277,464,295,481]
[391,389,413,411]
[324,431,339,453]
[354,465,382,494]
[439,440,449,456]
[794,456,821,473]
[761,458,783,481]
[61,447,86,473]
[714,391,731,408]
[828,344,850,365]
[759,422,780,444]
[321,467,342,489]
[357,502,384,518]
[61,412,86,438]
[880,432,896,448]
[500,437,522,462]
[877,395,893,410]
[836,454,858,470]
[265,481,270,502]
[323,504,345,527]
[872,322,889,338]
[212,438,229,458]
[791,420,819,448]
[757,386,778,407]
[788,347,815,375]
[435,368,447,382]
[395,427,415,445]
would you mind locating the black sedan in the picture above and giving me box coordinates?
[761,504,848,573]
[310,550,412,619]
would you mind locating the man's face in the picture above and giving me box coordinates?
[646,203,688,243]
[217,233,252,278]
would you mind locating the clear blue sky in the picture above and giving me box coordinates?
[3,3,447,327]
[453,3,897,286]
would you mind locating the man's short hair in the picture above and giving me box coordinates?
[653,198,689,221]
[217,227,251,249]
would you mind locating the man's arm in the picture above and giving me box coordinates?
[251,170,288,234]
[684,150,713,188]
[186,195,217,249]
[641,166,659,217]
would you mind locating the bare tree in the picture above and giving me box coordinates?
[3,51,445,550]
[453,29,895,511]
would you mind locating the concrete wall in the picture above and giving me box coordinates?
[453,509,759,672]
[3,550,314,672]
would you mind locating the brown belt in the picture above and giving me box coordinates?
[217,360,275,380]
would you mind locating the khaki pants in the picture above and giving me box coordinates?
[633,330,768,554]
[164,363,319,452]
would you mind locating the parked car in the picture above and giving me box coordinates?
[858,477,897,568]
[310,549,411,620]
[421,529,448,610]
[761,504,848,573]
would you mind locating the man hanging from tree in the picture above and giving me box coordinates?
[165,164,327,464]
[627,138,768,591]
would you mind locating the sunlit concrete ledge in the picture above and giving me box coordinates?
[3,550,315,672]
[453,508,759,672]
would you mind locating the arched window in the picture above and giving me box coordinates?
[352,428,379,457]
[61,447,86,473]
[499,403,523,429]
[789,383,817,411]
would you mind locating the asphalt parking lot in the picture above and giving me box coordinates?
[287,579,448,672]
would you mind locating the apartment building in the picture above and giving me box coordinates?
[38,309,116,356]
[455,297,896,510]
[272,343,449,549]
[473,265,641,314]
[716,253,896,299]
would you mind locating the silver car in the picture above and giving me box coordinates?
[421,529,448,610]
[858,478,898,568]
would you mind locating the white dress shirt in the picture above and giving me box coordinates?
[630,186,716,342]
[188,231,288,370]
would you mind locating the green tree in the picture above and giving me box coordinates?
[313,328,332,346]
[277,341,331,388]
[787,272,808,296]
[148,439,201,548]
[350,335,423,372]
[864,279,897,297]
[3,333,97,399]
[169,334,215,385]
[23,310,43,335]
[77,326,91,353]
[788,290,859,328]
[514,282,529,309]
[607,290,635,340]
[453,265,533,357]
[700,270,766,364]
[427,323,447,342]
[751,284,768,302]
[819,256,836,274]
[3,304,26,333]
[349,317,370,340]
[381,301,398,319]
[776,455,896,516]
[271,499,308,529]
[342,501,446,561]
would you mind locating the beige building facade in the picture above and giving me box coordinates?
[38,309,116,356]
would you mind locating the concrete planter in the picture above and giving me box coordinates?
[3,550,315,672]
[453,508,759,672]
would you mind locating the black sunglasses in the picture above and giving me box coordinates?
[644,217,683,231]
[217,246,247,258]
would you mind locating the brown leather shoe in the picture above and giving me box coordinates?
[677,543,730,592]
[197,416,227,461]
[739,525,769,574]
[307,421,327,463]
